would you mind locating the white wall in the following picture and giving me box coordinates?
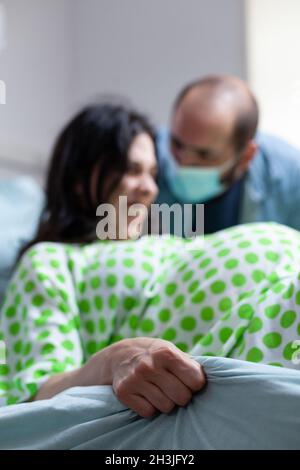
[0,0,74,165]
[246,0,300,148]
[73,0,247,125]
[0,0,247,171]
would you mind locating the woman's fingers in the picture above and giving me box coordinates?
[152,346,206,392]
[151,370,194,407]
[137,380,176,414]
[123,393,158,419]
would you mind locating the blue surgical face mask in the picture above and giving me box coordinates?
[165,154,236,203]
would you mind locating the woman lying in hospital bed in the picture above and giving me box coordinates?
[0,102,299,424]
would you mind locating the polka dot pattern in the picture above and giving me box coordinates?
[1,222,300,406]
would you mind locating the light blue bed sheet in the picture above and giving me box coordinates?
[0,356,299,450]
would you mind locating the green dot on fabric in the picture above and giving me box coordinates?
[199,258,212,268]
[33,369,48,379]
[283,342,296,361]
[248,316,263,333]
[56,274,66,284]
[94,296,103,311]
[193,334,204,345]
[252,270,266,283]
[283,284,294,300]
[246,347,263,362]
[77,282,86,294]
[280,310,296,328]
[224,259,239,270]
[175,342,188,352]
[142,262,154,274]
[191,290,206,304]
[52,362,67,374]
[59,289,69,303]
[295,291,300,306]
[200,307,214,322]
[188,280,200,293]
[217,249,230,257]
[87,341,97,355]
[174,295,185,309]
[140,318,155,333]
[32,295,45,307]
[78,299,91,314]
[37,330,51,340]
[62,340,75,351]
[50,259,60,269]
[245,253,259,264]
[84,320,95,335]
[182,270,194,282]
[219,327,233,344]
[45,247,57,254]
[181,316,196,331]
[106,258,116,268]
[263,332,282,349]
[67,259,75,271]
[98,317,107,333]
[158,308,171,322]
[45,288,56,299]
[238,241,251,249]
[124,275,135,289]
[268,272,280,284]
[9,322,21,336]
[201,333,213,347]
[123,296,137,311]
[238,290,254,302]
[150,295,161,306]
[13,340,23,354]
[37,273,48,282]
[265,251,279,263]
[258,238,272,245]
[108,294,119,310]
[34,317,47,328]
[238,304,254,319]
[123,258,135,268]
[162,328,177,341]
[41,343,55,355]
[129,314,139,330]
[19,268,28,280]
[272,282,285,294]
[5,305,16,318]
[143,249,154,257]
[0,365,10,376]
[232,274,247,287]
[205,268,218,280]
[26,383,38,396]
[25,281,35,293]
[211,281,226,295]
[218,297,233,312]
[265,304,281,319]
[165,283,177,296]
[59,320,75,334]
[106,274,117,288]
[90,277,101,289]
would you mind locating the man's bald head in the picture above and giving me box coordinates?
[172,75,259,152]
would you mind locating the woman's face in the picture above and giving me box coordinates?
[97,132,158,239]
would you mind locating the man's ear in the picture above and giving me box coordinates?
[238,140,258,174]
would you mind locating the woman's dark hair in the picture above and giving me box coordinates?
[19,101,156,256]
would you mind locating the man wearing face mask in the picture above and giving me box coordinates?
[153,75,300,236]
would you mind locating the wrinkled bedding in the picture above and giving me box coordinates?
[0,356,299,450]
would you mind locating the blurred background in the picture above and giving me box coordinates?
[0,0,299,183]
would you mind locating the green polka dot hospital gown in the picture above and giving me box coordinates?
[1,222,300,405]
